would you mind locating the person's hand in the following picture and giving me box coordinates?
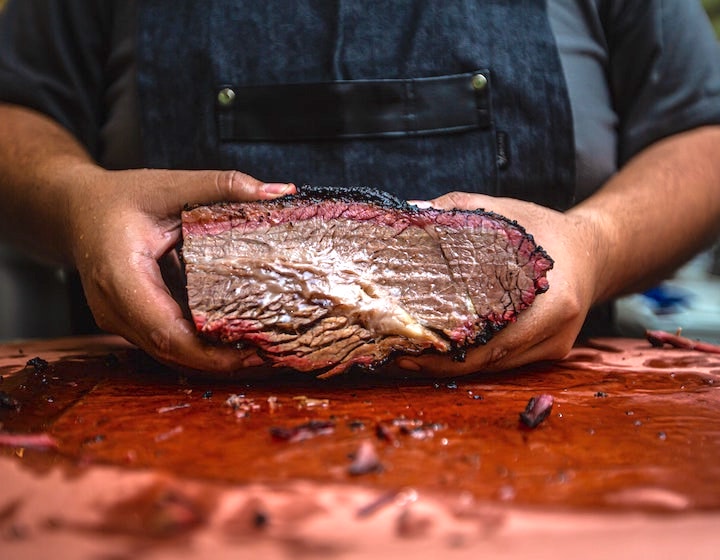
[396,191,608,375]
[65,166,295,372]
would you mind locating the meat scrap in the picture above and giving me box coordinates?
[646,329,720,354]
[269,420,335,443]
[0,391,20,411]
[375,418,445,444]
[0,432,58,449]
[519,394,554,428]
[182,186,553,377]
[26,356,50,373]
[398,421,445,441]
[348,440,383,476]
[356,488,419,519]
[225,394,261,418]
[292,395,329,409]
[154,426,184,443]
[157,403,191,414]
[375,422,398,445]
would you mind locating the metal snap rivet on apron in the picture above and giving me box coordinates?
[217,87,236,106]
[471,73,488,91]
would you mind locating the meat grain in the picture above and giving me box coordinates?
[181,186,553,376]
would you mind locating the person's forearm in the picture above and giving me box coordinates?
[569,125,720,304]
[0,103,100,265]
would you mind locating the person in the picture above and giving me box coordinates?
[0,1,719,376]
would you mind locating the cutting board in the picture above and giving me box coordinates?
[1,335,719,559]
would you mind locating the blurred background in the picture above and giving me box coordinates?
[612,0,720,343]
[0,1,719,342]
[705,0,720,33]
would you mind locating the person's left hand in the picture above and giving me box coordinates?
[396,191,607,375]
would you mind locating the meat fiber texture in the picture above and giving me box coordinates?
[181,186,553,377]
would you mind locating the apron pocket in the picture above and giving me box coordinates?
[215,70,492,142]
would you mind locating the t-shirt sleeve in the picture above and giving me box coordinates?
[0,0,113,158]
[604,0,720,165]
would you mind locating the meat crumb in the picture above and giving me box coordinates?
[292,395,329,409]
[348,440,383,476]
[267,395,279,412]
[646,329,720,354]
[0,432,58,449]
[225,394,261,418]
[157,403,191,414]
[0,391,20,411]
[519,394,554,428]
[376,418,445,443]
[154,426,184,443]
[376,422,398,445]
[26,356,49,373]
[269,420,335,443]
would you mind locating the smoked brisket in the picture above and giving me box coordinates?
[181,186,553,377]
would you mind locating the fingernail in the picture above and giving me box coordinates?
[408,200,433,209]
[396,358,422,371]
[242,354,265,368]
[263,182,293,195]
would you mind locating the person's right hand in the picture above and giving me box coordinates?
[395,191,603,376]
[65,165,295,373]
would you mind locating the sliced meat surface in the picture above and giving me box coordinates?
[181,186,553,377]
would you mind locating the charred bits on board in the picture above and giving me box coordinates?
[519,394,554,428]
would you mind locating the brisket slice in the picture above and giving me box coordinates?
[181,186,553,377]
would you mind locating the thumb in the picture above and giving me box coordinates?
[209,170,296,203]
[149,169,296,209]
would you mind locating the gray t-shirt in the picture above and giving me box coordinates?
[550,1,720,200]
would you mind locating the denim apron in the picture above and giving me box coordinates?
[135,0,576,210]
